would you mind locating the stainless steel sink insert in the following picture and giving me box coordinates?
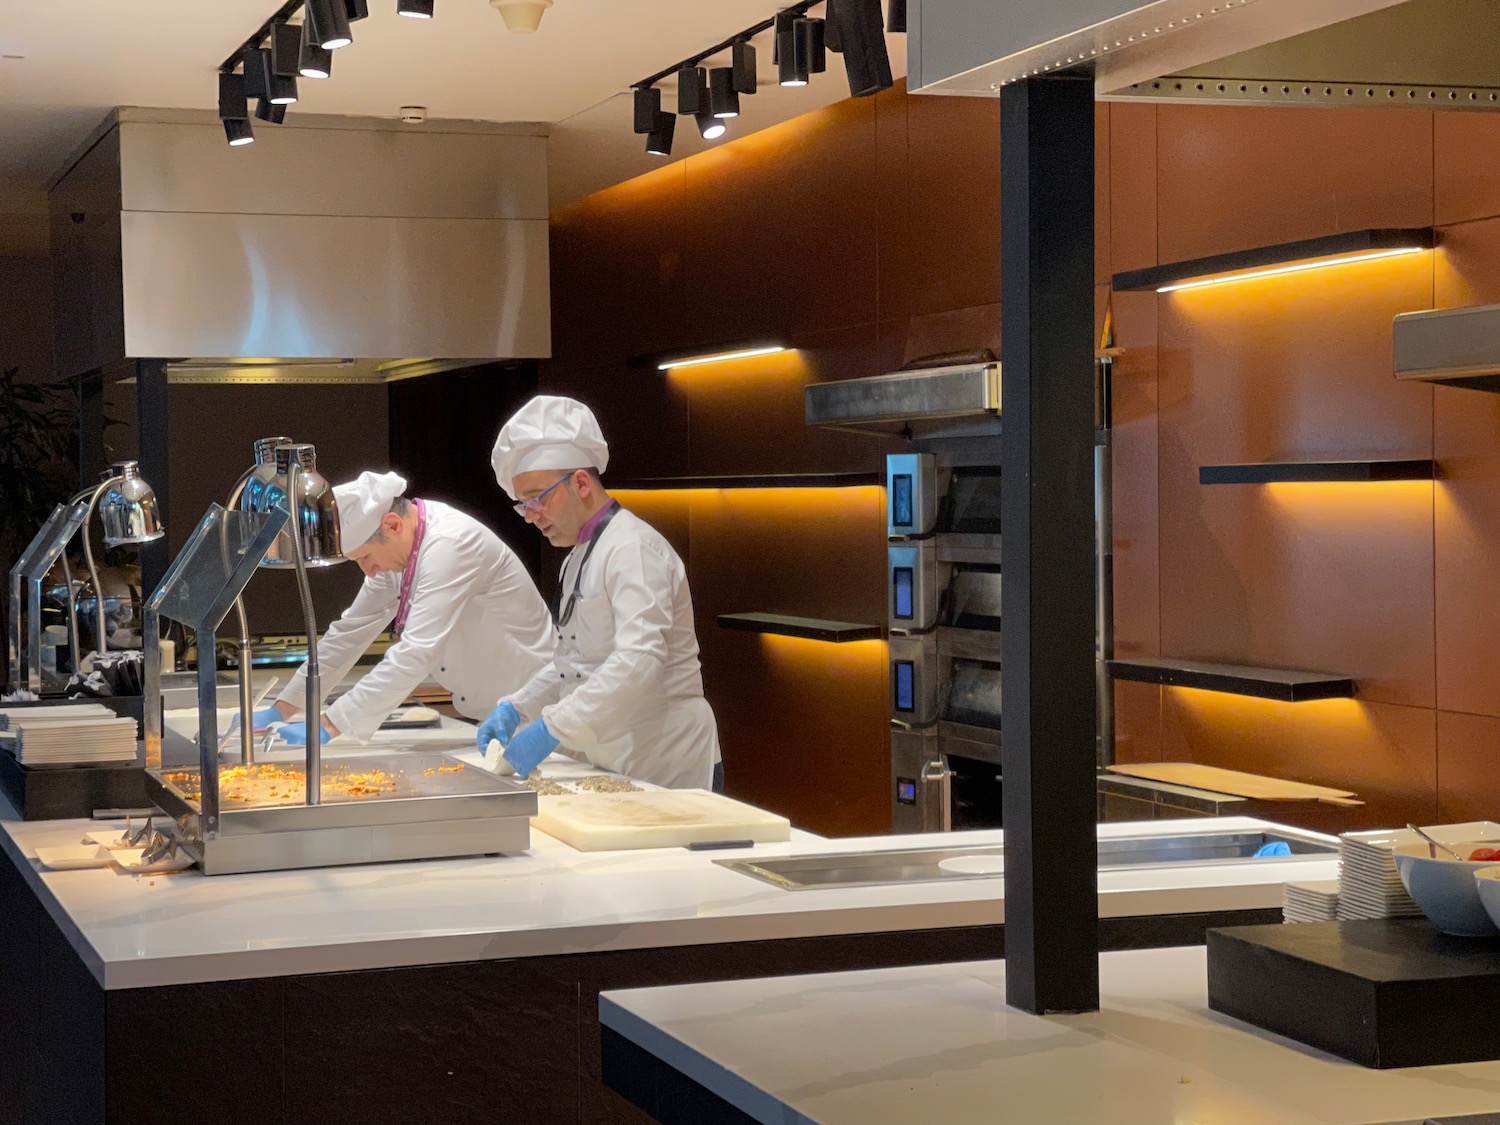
[716,828,1335,891]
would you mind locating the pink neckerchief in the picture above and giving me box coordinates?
[577,499,618,543]
[392,498,428,638]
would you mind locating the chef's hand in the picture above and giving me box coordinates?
[477,700,522,749]
[502,719,559,779]
[227,706,289,734]
[276,720,334,746]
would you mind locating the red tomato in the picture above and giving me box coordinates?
[1468,847,1500,862]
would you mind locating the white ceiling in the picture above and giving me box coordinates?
[0,0,906,237]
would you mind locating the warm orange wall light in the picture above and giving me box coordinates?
[1157,247,1426,293]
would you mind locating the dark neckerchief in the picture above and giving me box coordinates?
[553,500,621,628]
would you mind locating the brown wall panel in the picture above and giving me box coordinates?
[1109,101,1157,274]
[1436,710,1500,823]
[679,97,879,344]
[902,89,1000,320]
[1436,112,1500,227]
[1109,289,1160,660]
[1113,680,1162,764]
[1155,105,1434,264]
[1095,103,1112,284]
[874,82,914,326]
[1159,690,1438,833]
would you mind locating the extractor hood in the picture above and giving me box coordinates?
[909,0,1500,108]
[1393,303,1500,392]
[804,360,1001,439]
[50,108,550,385]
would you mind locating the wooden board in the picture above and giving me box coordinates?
[531,789,792,851]
[1104,763,1363,806]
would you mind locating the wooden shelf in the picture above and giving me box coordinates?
[1199,459,1435,485]
[611,472,882,490]
[717,613,883,643]
[1111,228,1435,293]
[1107,657,1354,702]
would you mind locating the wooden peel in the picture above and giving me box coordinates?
[1105,762,1364,807]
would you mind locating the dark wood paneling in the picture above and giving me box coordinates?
[1155,105,1434,264]
[1113,680,1163,765]
[1436,709,1500,823]
[874,81,913,327]
[1109,101,1157,274]
[1436,110,1500,226]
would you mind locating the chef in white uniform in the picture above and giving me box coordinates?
[479,397,722,791]
[262,471,554,744]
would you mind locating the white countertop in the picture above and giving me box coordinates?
[1,715,1339,990]
[600,945,1500,1125]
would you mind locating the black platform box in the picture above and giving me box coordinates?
[0,695,151,820]
[1208,920,1500,1068]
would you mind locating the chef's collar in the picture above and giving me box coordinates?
[577,499,618,543]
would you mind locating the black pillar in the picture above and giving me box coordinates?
[77,368,106,490]
[135,358,170,595]
[999,72,1100,1015]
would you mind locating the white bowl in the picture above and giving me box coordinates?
[1471,867,1500,933]
[1393,841,1500,936]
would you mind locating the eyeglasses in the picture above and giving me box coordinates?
[513,472,574,517]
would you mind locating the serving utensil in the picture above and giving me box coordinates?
[1407,823,1465,861]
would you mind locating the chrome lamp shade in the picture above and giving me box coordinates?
[98,461,165,547]
[258,443,344,568]
[236,435,294,518]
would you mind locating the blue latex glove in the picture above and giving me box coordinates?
[226,706,285,735]
[503,718,559,779]
[277,720,332,747]
[477,700,522,749]
[1253,841,1292,858]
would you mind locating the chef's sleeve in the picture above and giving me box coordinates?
[504,656,565,722]
[324,540,483,741]
[540,539,672,750]
[277,574,398,720]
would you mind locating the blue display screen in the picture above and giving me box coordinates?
[894,661,915,711]
[893,567,913,619]
[892,474,913,528]
[896,779,917,804]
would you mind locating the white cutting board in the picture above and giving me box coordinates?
[531,789,791,851]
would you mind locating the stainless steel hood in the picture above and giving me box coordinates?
[1393,303,1500,392]
[50,108,551,384]
[909,0,1500,108]
[804,362,1001,439]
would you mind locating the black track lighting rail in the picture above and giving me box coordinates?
[221,0,306,73]
[631,0,823,90]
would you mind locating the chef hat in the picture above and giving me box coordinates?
[334,471,408,550]
[490,395,610,500]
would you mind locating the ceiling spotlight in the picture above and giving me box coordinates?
[242,48,268,100]
[399,105,428,123]
[271,22,302,77]
[776,12,807,87]
[887,0,907,33]
[218,71,251,124]
[646,111,675,157]
[677,64,708,115]
[224,118,255,147]
[833,0,893,96]
[255,98,287,124]
[491,0,552,33]
[696,111,726,141]
[254,46,298,104]
[633,86,660,134]
[299,21,332,78]
[397,0,434,17]
[305,0,353,49]
[795,18,827,75]
[708,67,739,118]
[826,0,844,51]
[731,40,757,94]
[346,0,370,18]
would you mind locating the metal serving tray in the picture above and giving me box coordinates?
[716,827,1335,891]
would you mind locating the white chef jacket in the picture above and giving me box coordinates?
[506,505,720,790]
[278,500,554,741]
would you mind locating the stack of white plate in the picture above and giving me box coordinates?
[1337,828,1427,921]
[0,705,137,766]
[1283,879,1340,923]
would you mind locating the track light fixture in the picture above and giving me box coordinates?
[646,111,675,157]
[305,0,353,48]
[218,71,253,147]
[696,111,727,141]
[795,17,827,75]
[398,0,435,17]
[255,98,287,124]
[731,40,757,94]
[776,12,806,87]
[677,65,708,116]
[887,0,906,33]
[633,86,661,134]
[833,0,893,97]
[346,0,370,18]
[252,46,298,104]
[299,20,332,78]
[224,118,256,146]
[708,67,739,119]
[826,0,844,52]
